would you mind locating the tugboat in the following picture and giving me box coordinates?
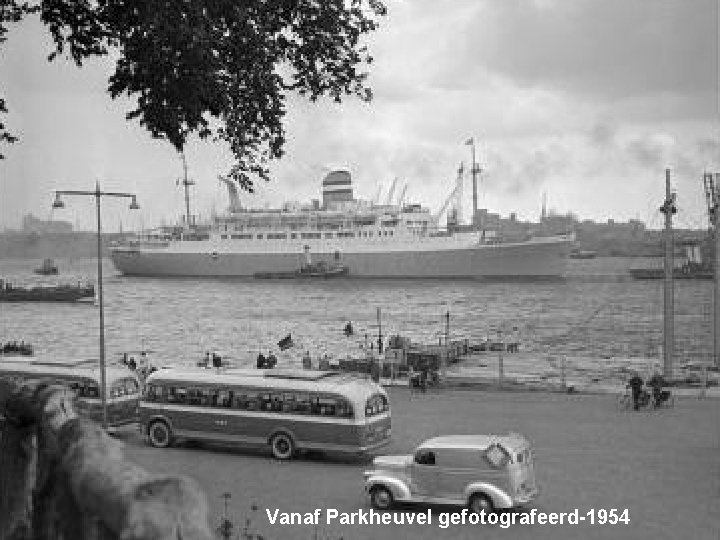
[253,262,349,279]
[296,260,349,278]
[34,258,59,275]
[253,246,349,279]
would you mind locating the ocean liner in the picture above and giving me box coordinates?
[111,166,572,279]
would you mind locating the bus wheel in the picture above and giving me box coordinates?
[469,493,495,515]
[369,486,393,510]
[270,433,295,460]
[148,420,172,448]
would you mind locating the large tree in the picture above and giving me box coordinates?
[0,0,386,189]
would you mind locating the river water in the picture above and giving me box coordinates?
[0,257,714,370]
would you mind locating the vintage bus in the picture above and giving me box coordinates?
[0,358,141,428]
[140,368,392,459]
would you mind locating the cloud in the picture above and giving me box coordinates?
[468,0,716,97]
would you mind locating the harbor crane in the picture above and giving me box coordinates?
[384,177,399,206]
[703,172,717,231]
[433,183,461,223]
[397,184,408,207]
[372,184,383,205]
[433,163,465,224]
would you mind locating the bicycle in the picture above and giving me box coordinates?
[616,388,651,411]
[650,389,675,409]
[617,388,674,410]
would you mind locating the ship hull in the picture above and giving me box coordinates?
[0,287,95,302]
[110,237,571,278]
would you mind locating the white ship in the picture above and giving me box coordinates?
[111,164,572,279]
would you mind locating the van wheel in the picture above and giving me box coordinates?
[148,420,172,448]
[370,486,394,510]
[469,493,495,515]
[270,433,295,460]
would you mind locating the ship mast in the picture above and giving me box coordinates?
[466,137,482,227]
[704,171,720,369]
[180,152,195,229]
[660,168,677,380]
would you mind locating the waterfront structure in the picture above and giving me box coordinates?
[111,170,572,278]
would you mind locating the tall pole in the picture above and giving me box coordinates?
[497,328,504,388]
[95,182,107,430]
[714,173,720,369]
[470,140,478,227]
[443,310,450,377]
[661,168,676,380]
[181,153,194,228]
[377,307,383,354]
[53,185,139,432]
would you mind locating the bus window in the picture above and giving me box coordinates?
[319,397,337,416]
[216,389,231,408]
[365,394,389,417]
[336,398,354,418]
[199,388,213,406]
[188,388,201,406]
[292,393,310,414]
[167,387,187,404]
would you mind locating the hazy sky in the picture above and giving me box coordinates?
[1,0,718,231]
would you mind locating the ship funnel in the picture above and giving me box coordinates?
[322,170,353,209]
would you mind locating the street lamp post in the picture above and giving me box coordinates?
[52,182,139,430]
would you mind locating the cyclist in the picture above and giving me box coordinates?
[648,371,668,407]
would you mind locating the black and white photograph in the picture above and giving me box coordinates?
[0,1,718,538]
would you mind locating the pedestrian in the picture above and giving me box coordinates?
[627,371,644,410]
[256,352,266,369]
[302,350,312,370]
[267,351,277,369]
[648,371,665,407]
[212,352,222,368]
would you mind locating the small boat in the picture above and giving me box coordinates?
[628,264,713,280]
[1,341,34,356]
[569,249,597,259]
[34,258,58,275]
[0,281,95,302]
[630,245,713,280]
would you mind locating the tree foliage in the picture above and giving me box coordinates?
[0,0,386,189]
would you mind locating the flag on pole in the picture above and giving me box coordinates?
[465,137,474,146]
[278,334,294,351]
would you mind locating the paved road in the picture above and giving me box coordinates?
[119,389,719,540]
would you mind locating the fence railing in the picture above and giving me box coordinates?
[0,379,214,540]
